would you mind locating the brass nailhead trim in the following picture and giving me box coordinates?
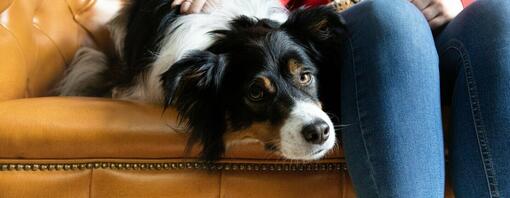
[0,162,347,172]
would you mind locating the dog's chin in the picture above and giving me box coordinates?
[276,101,337,161]
[279,133,336,160]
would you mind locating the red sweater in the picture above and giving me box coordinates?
[461,0,474,7]
[281,0,474,9]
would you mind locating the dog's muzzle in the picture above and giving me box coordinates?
[279,101,336,160]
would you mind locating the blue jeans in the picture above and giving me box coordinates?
[335,0,510,197]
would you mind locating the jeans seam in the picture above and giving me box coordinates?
[348,36,381,197]
[440,40,500,198]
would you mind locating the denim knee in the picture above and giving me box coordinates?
[465,0,510,37]
[359,0,430,38]
[344,0,438,72]
[471,0,510,21]
[441,0,510,73]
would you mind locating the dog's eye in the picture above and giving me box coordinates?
[248,83,265,101]
[299,72,313,85]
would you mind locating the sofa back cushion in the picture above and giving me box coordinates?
[0,0,122,101]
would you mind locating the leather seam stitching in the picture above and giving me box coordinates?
[0,25,29,98]
[88,168,94,198]
[31,23,67,63]
[0,26,28,72]
[219,168,223,197]
[31,0,65,62]
[0,0,14,13]
[64,0,103,51]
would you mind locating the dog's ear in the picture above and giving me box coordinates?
[282,6,348,53]
[282,6,348,122]
[160,50,227,161]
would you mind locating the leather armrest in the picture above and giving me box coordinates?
[0,97,343,160]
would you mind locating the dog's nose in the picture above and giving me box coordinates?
[301,120,330,144]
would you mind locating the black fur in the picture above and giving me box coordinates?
[282,7,348,118]
[121,1,347,161]
[161,51,228,161]
[118,0,182,86]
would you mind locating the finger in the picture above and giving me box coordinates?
[422,3,441,21]
[188,0,207,14]
[203,0,221,13]
[428,15,447,30]
[410,0,432,10]
[180,0,192,13]
[172,0,185,7]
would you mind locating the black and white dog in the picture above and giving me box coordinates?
[58,0,346,161]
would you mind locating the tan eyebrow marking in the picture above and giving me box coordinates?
[224,121,283,149]
[259,76,276,93]
[288,59,303,75]
[313,19,329,32]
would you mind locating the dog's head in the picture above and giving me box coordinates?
[161,7,347,161]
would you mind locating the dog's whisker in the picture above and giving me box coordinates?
[61,0,346,162]
[334,124,352,127]
[325,112,340,123]
[333,123,354,131]
[265,151,281,160]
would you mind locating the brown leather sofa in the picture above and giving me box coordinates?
[0,0,455,197]
[0,0,354,197]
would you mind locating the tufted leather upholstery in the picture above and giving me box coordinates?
[0,0,457,197]
[0,0,359,197]
[0,0,120,100]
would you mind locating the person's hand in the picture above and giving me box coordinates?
[171,0,222,14]
[410,0,464,30]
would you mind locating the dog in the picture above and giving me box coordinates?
[57,0,347,161]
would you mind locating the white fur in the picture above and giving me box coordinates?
[113,0,288,103]
[55,47,108,96]
[280,101,336,160]
[59,0,287,101]
[59,0,337,160]
[107,3,131,59]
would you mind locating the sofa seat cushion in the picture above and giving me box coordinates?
[0,97,344,160]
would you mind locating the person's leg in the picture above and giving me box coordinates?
[436,0,510,197]
[336,0,444,197]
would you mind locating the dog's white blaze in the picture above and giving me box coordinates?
[280,101,336,160]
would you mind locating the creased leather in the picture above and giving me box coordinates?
[0,0,117,101]
[0,97,343,160]
[0,1,348,197]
